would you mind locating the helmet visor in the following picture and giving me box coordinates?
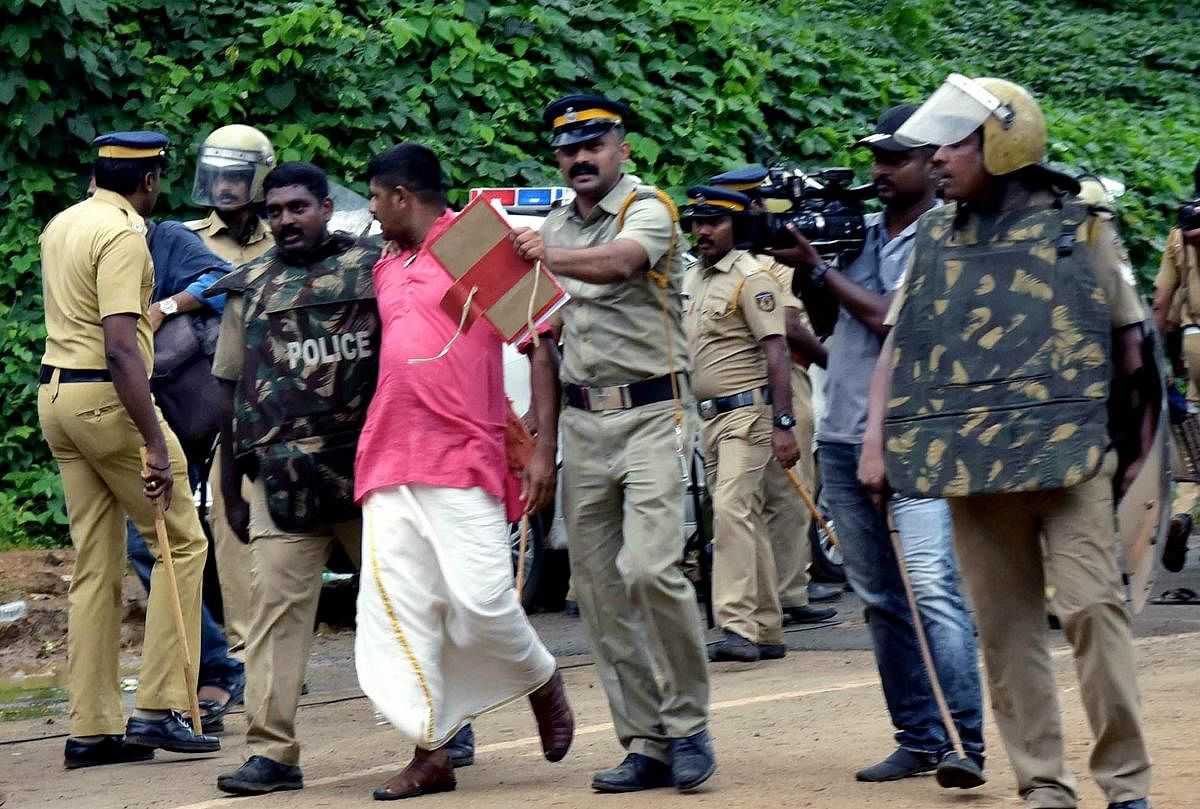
[191,146,265,207]
[894,74,1003,148]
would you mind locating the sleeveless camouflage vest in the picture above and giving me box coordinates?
[209,232,381,531]
[885,199,1111,497]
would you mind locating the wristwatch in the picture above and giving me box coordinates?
[773,412,797,430]
[810,259,835,287]
[159,297,179,316]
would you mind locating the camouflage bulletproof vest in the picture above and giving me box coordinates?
[212,232,381,532]
[885,200,1111,497]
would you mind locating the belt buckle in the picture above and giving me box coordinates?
[586,385,631,411]
[697,400,718,420]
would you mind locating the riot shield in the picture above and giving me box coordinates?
[1115,324,1170,613]
[327,181,379,239]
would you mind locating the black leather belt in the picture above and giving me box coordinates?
[564,374,681,412]
[696,386,772,420]
[39,365,112,384]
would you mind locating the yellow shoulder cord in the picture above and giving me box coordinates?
[617,188,689,481]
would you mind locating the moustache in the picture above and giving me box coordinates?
[569,163,599,178]
[696,238,714,249]
[279,227,303,240]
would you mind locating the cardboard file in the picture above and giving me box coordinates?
[426,196,567,346]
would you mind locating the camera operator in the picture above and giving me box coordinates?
[1152,157,1200,571]
[771,105,985,786]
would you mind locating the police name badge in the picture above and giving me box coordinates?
[755,291,776,312]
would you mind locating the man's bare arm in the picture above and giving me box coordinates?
[102,313,172,507]
[785,307,828,368]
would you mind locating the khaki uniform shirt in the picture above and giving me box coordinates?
[190,211,274,383]
[683,250,785,401]
[1153,227,1200,327]
[185,210,274,267]
[540,174,688,387]
[40,189,154,370]
[885,193,1145,330]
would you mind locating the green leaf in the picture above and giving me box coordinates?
[264,80,296,110]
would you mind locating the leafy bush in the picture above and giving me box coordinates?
[1,0,1198,546]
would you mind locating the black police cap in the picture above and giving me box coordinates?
[680,185,751,223]
[543,94,630,148]
[708,165,769,197]
[92,131,170,159]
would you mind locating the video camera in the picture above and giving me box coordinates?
[737,167,871,261]
[1179,198,1200,232]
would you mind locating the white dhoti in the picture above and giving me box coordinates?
[356,483,557,749]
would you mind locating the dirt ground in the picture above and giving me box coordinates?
[1,632,1197,809]
[0,550,146,677]
[2,546,1198,808]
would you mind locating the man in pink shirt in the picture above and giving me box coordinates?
[354,143,573,801]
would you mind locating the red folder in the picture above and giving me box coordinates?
[426,196,567,345]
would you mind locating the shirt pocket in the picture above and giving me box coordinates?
[702,290,738,321]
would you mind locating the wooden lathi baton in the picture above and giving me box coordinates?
[884,504,967,764]
[139,448,204,736]
[784,467,840,550]
[516,514,530,595]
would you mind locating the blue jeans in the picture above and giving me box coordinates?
[126,520,243,690]
[818,441,984,762]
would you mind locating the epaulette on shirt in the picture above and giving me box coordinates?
[183,218,209,232]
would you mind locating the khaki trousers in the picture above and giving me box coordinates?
[1171,332,1200,515]
[243,479,360,765]
[207,450,250,659]
[948,453,1151,807]
[38,377,208,737]
[703,404,784,644]
[762,367,815,608]
[561,399,710,764]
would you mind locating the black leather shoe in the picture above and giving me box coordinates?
[217,755,303,795]
[758,643,787,660]
[591,753,674,793]
[782,605,836,625]
[444,724,475,768]
[124,712,220,753]
[709,631,760,662]
[1164,513,1192,572]
[935,752,986,789]
[855,747,938,781]
[64,735,154,769]
[807,582,843,603]
[669,730,716,791]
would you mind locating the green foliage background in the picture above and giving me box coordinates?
[2,0,1198,546]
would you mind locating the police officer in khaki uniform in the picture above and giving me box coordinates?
[862,76,1153,809]
[1150,158,1200,561]
[211,162,378,796]
[184,124,276,668]
[710,167,841,622]
[38,131,218,768]
[511,95,714,794]
[679,187,801,662]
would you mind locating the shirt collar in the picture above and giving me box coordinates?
[205,209,271,245]
[706,248,742,274]
[569,174,639,222]
[395,209,456,267]
[90,188,144,226]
